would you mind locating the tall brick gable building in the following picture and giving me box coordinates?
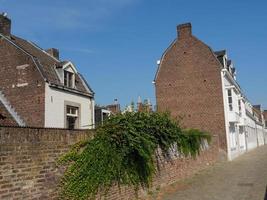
[154,23,266,160]
[0,13,95,129]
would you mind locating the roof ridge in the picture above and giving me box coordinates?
[11,35,60,63]
[26,39,61,62]
[0,33,48,82]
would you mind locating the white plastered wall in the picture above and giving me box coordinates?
[44,83,94,129]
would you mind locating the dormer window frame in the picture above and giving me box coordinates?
[61,61,78,89]
[64,70,74,88]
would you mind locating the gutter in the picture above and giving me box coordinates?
[49,83,93,98]
[221,69,242,94]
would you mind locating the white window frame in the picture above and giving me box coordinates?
[238,99,242,116]
[227,89,233,111]
[61,61,78,88]
[64,70,75,88]
[66,105,79,129]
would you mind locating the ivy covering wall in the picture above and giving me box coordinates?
[59,112,211,200]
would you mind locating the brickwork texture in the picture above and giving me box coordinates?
[0,38,45,127]
[0,127,219,200]
[155,23,227,155]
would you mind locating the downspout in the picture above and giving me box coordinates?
[91,99,95,129]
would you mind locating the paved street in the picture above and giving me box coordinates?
[157,145,267,200]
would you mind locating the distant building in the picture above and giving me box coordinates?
[94,106,111,126]
[105,99,121,114]
[122,97,153,113]
[0,13,95,129]
[263,110,267,128]
[94,99,120,126]
[154,23,266,160]
[137,97,153,113]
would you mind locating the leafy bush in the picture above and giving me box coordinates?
[58,112,211,200]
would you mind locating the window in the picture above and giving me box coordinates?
[238,100,242,116]
[66,105,79,129]
[64,71,74,88]
[227,89,233,111]
[229,123,236,150]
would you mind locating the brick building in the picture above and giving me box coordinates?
[263,110,267,128]
[0,13,95,129]
[154,23,266,160]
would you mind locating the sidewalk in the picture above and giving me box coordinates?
[154,145,267,200]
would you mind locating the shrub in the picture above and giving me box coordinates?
[58,112,210,200]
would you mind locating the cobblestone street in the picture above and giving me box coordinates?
[158,146,267,200]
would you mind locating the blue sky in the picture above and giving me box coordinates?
[1,0,266,109]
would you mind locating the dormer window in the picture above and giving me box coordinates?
[64,70,74,88]
[57,61,78,88]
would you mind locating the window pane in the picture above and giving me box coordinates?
[71,108,77,115]
[64,71,68,86]
[66,106,78,116]
[64,71,74,87]
[67,107,71,114]
[69,73,73,88]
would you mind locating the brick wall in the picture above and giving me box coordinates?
[0,102,18,126]
[0,38,45,127]
[263,111,267,127]
[100,137,220,200]
[155,24,227,155]
[0,127,220,200]
[0,127,91,199]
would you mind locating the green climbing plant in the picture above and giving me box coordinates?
[58,112,211,200]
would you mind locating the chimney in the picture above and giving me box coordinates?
[177,23,192,38]
[46,48,59,59]
[0,12,11,36]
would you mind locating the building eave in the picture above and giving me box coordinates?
[49,83,94,98]
[154,39,177,83]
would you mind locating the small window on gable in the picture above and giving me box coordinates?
[61,62,77,88]
[64,70,74,88]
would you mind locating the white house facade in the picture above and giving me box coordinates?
[44,61,95,130]
[219,51,266,160]
[0,13,95,129]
